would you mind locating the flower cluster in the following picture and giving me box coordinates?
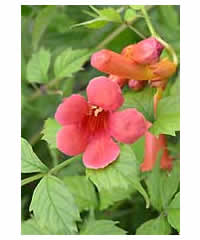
[91,37,176,91]
[55,37,176,170]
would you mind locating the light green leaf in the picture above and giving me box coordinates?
[54,48,91,80]
[122,87,156,122]
[146,159,180,211]
[86,144,149,209]
[130,5,144,10]
[150,96,180,136]
[136,215,171,235]
[30,175,80,234]
[21,52,26,81]
[80,220,126,235]
[124,9,137,22]
[21,138,48,173]
[98,8,122,23]
[72,18,107,29]
[32,6,57,50]
[41,118,61,149]
[170,76,180,97]
[21,218,50,235]
[167,192,180,232]
[27,48,51,83]
[159,6,179,31]
[131,136,145,165]
[63,176,98,212]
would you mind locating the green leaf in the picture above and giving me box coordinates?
[32,6,57,50]
[170,76,180,97]
[167,192,180,232]
[54,48,90,80]
[21,138,48,173]
[41,118,61,149]
[130,5,144,10]
[98,8,122,23]
[124,9,137,22]
[27,48,51,83]
[80,220,126,235]
[63,176,98,212]
[122,87,156,122]
[86,144,149,209]
[21,52,26,81]
[21,218,50,235]
[150,96,180,136]
[146,159,180,211]
[159,6,179,31]
[136,215,171,235]
[30,175,80,234]
[71,18,107,29]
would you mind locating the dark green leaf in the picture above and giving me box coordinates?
[30,175,81,234]
[32,6,57,50]
[122,87,156,122]
[21,138,48,173]
[54,48,91,80]
[136,215,171,235]
[27,48,51,83]
[167,192,180,232]
[41,118,61,149]
[149,96,180,136]
[80,220,126,235]
[63,176,98,212]
[86,144,149,209]
[146,159,180,211]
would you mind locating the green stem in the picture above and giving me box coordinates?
[141,7,157,36]
[21,155,80,186]
[155,36,178,66]
[126,24,146,39]
[141,6,178,66]
[49,155,81,174]
[96,5,154,49]
[21,173,46,186]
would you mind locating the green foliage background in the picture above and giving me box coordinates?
[21,5,180,235]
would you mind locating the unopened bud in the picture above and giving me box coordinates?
[122,37,164,65]
[128,79,147,91]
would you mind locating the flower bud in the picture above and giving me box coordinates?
[128,79,147,91]
[122,37,164,65]
[91,49,152,80]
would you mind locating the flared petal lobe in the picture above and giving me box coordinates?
[57,124,88,156]
[55,94,88,126]
[87,77,124,111]
[109,109,147,144]
[83,133,120,169]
